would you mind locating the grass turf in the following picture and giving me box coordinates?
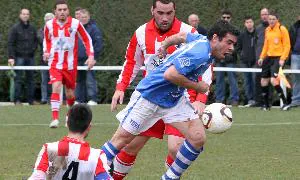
[0,105,300,179]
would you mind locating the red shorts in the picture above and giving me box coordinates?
[139,120,185,139]
[49,68,77,89]
[140,119,165,139]
[164,124,184,138]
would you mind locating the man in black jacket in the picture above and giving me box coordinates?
[215,9,239,106]
[75,9,103,105]
[237,16,257,107]
[288,15,300,108]
[255,8,269,107]
[8,8,38,105]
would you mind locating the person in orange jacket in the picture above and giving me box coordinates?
[258,10,291,111]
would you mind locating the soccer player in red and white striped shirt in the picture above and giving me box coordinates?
[43,0,95,128]
[28,104,111,180]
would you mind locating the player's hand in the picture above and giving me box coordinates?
[111,90,125,111]
[8,59,15,66]
[196,81,209,93]
[257,59,263,66]
[279,60,285,67]
[157,46,167,59]
[43,53,50,62]
[85,56,96,70]
[192,101,206,116]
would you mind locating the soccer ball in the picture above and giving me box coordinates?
[201,103,233,134]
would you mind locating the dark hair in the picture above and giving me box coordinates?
[20,8,30,14]
[67,104,92,133]
[269,9,279,19]
[54,0,68,9]
[207,20,239,41]
[244,15,253,21]
[153,0,176,9]
[75,7,82,12]
[221,9,232,16]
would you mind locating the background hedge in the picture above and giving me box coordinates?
[0,0,299,103]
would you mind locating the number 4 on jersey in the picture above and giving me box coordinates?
[62,161,79,180]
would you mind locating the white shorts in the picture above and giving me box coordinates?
[116,90,199,135]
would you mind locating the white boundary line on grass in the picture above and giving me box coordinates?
[1,122,300,127]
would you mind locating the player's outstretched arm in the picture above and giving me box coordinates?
[164,65,209,93]
[158,32,188,58]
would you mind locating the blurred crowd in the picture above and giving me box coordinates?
[6,6,300,110]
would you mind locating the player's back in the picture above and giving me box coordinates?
[31,136,108,180]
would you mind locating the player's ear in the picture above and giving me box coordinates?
[212,34,218,42]
[151,6,154,16]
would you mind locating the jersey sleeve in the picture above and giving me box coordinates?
[77,22,94,57]
[43,25,51,54]
[28,144,49,179]
[186,32,203,43]
[116,32,144,92]
[95,150,111,176]
[28,170,46,180]
[187,64,213,103]
[280,26,291,61]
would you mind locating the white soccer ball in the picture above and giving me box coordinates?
[201,103,233,134]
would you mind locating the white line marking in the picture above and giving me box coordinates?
[1,122,300,127]
[233,122,300,126]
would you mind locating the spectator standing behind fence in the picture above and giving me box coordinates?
[258,10,291,111]
[187,14,207,35]
[74,7,82,20]
[214,9,239,106]
[8,8,38,105]
[288,15,300,108]
[37,13,54,104]
[75,9,103,105]
[255,8,269,107]
[236,16,257,107]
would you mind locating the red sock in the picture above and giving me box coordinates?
[113,150,137,180]
[51,93,60,120]
[165,154,174,168]
[67,97,75,107]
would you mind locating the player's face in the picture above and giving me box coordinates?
[260,9,269,22]
[268,15,278,28]
[55,4,69,22]
[244,19,254,31]
[212,33,237,59]
[221,14,231,23]
[188,15,199,28]
[75,10,81,20]
[19,9,30,23]
[152,1,175,32]
[80,13,90,25]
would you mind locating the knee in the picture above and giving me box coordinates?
[111,129,135,150]
[66,92,74,99]
[168,141,182,158]
[52,84,62,93]
[187,130,206,148]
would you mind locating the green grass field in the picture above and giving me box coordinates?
[0,105,300,180]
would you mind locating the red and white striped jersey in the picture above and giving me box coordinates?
[29,136,110,180]
[44,16,94,70]
[116,18,197,92]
